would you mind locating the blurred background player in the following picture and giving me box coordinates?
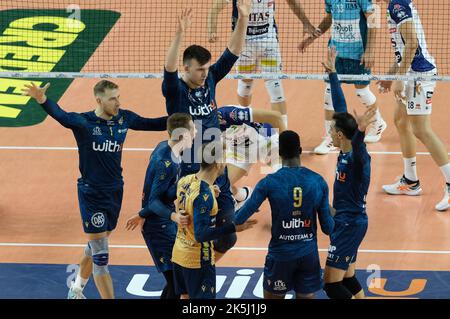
[163,3,250,261]
[172,142,256,299]
[125,113,196,299]
[235,130,334,299]
[22,81,167,299]
[299,0,387,154]
[208,0,318,128]
[321,47,375,299]
[376,0,450,212]
[218,105,286,207]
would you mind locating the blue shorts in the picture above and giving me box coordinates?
[325,57,371,86]
[77,180,123,234]
[326,216,368,271]
[142,220,177,273]
[263,252,322,295]
[173,262,216,299]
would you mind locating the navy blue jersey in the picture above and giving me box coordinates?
[218,105,273,137]
[235,167,334,261]
[328,72,371,221]
[139,141,180,223]
[333,130,370,220]
[162,49,238,142]
[40,99,167,188]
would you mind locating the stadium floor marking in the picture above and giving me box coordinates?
[2,242,450,255]
[0,146,449,156]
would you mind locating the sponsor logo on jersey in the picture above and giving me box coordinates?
[282,218,311,229]
[92,140,122,152]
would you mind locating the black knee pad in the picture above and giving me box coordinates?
[343,276,363,296]
[324,282,353,299]
[214,233,237,253]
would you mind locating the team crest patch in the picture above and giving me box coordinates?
[91,212,105,228]
[93,126,102,136]
[200,206,208,214]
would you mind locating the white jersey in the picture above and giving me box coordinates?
[387,0,436,72]
[232,0,278,41]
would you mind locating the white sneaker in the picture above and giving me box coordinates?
[314,137,337,155]
[435,185,450,212]
[382,176,422,196]
[364,118,387,143]
[67,283,86,299]
[235,186,253,211]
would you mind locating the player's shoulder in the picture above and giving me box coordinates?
[196,181,214,204]
[388,0,412,12]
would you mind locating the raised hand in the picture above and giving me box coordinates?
[208,32,218,43]
[321,46,337,73]
[377,80,392,94]
[236,0,252,18]
[21,82,50,104]
[353,105,377,133]
[178,8,193,33]
[298,36,315,53]
[361,49,375,69]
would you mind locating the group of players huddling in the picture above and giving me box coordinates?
[23,0,450,299]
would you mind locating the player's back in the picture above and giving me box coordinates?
[262,167,331,261]
[172,174,218,269]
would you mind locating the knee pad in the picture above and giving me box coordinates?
[237,79,254,98]
[356,86,377,107]
[89,237,109,276]
[84,243,92,257]
[343,276,363,296]
[324,282,353,299]
[264,79,285,103]
[324,84,334,111]
[214,233,237,253]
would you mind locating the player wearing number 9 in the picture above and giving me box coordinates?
[235,130,334,299]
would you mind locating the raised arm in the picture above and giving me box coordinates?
[165,8,192,72]
[22,82,84,129]
[322,47,348,113]
[207,0,229,43]
[227,0,251,56]
[298,13,331,53]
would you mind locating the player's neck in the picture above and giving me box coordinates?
[282,158,301,168]
[340,140,352,153]
[94,107,113,121]
[168,140,183,158]
[196,169,217,185]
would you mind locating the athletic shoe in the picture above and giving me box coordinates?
[314,137,337,155]
[435,185,450,212]
[364,118,387,143]
[67,283,86,299]
[235,186,253,210]
[382,176,422,196]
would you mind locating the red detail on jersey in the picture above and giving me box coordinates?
[338,172,346,182]
[389,28,397,33]
[426,99,432,105]
[268,1,275,7]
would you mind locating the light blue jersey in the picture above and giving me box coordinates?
[325,0,374,60]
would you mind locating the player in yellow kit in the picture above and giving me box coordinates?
[171,142,256,299]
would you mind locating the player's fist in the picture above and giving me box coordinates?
[377,80,392,93]
[21,82,50,104]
